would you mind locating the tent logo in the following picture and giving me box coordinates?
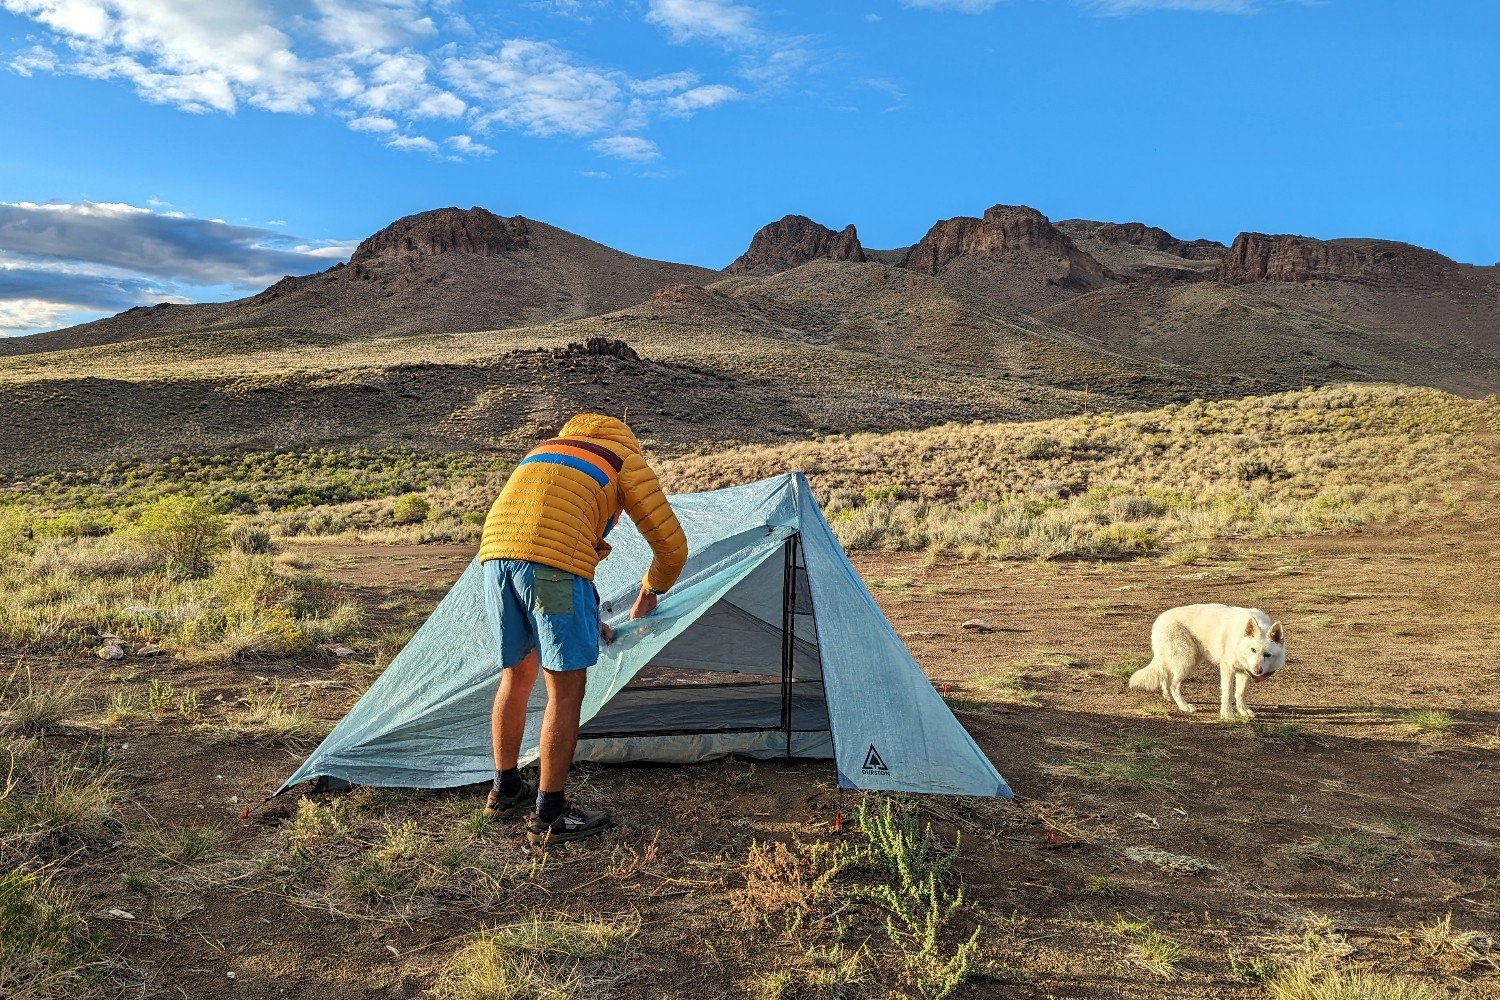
[861,744,889,776]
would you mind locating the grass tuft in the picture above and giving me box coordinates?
[1112,914,1183,977]
[1401,709,1455,737]
[435,915,639,1000]
[0,868,104,999]
[1266,963,1438,1000]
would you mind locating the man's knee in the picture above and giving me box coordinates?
[504,649,539,679]
[545,668,587,708]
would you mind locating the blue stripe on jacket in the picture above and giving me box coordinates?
[516,452,611,489]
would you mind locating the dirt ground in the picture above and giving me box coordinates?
[27,440,1500,999]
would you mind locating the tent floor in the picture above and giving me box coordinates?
[579,680,830,738]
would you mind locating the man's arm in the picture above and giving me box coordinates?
[618,452,687,616]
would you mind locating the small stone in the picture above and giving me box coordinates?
[96,643,126,661]
[960,619,995,633]
[107,908,135,920]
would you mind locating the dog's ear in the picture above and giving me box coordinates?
[1268,621,1284,643]
[1244,616,1261,637]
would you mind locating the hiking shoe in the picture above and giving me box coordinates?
[483,779,535,820]
[526,800,612,846]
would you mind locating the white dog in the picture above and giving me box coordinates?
[1129,604,1286,719]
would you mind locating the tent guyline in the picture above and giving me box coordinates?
[279,473,1010,799]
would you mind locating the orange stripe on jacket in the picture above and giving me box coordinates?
[529,443,619,484]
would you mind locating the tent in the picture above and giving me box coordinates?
[279,473,1010,798]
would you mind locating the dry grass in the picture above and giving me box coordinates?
[661,385,1483,559]
[0,529,360,663]
[735,839,844,932]
[1411,912,1496,971]
[1265,963,1439,1000]
[0,868,104,999]
[1,667,81,736]
[433,914,639,1000]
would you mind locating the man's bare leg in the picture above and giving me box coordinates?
[537,668,587,793]
[492,650,539,771]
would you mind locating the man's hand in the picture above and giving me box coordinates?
[630,586,658,620]
[599,621,615,645]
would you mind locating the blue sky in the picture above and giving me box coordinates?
[1,0,1496,335]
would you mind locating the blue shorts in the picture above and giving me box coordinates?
[483,559,600,672]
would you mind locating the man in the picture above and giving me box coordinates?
[478,413,687,845]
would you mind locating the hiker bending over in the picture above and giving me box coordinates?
[479,413,686,844]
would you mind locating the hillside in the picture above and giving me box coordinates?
[1036,282,1500,396]
[0,207,716,355]
[1216,232,1500,355]
[1,201,1497,480]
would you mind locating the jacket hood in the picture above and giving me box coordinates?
[559,413,641,455]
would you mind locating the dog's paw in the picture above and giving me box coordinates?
[1239,707,1256,719]
[1177,703,1197,714]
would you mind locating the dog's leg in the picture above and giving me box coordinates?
[1234,672,1254,718]
[1168,672,1196,714]
[1219,666,1234,720]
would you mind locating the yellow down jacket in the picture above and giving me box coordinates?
[478,414,688,593]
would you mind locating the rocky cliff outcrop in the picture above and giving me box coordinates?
[726,215,867,275]
[896,205,1118,310]
[349,207,531,265]
[1061,220,1226,261]
[1218,233,1465,287]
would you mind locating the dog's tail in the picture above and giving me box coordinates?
[1128,655,1166,691]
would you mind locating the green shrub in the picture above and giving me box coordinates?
[391,495,431,526]
[1019,434,1060,459]
[133,495,227,575]
[228,522,275,555]
[0,509,31,556]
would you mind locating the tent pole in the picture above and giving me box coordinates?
[780,535,796,757]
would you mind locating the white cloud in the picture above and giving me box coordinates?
[3,1,752,162]
[3,0,321,113]
[386,133,439,153]
[0,200,351,285]
[646,0,760,44]
[663,83,741,115]
[632,70,699,95]
[0,200,352,335]
[445,134,495,156]
[444,40,625,137]
[591,135,660,161]
[348,114,399,133]
[351,49,465,119]
[0,297,77,335]
[309,0,436,51]
[579,169,610,179]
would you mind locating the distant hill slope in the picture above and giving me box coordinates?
[629,259,1175,392]
[1,200,1496,477]
[1214,232,1500,356]
[0,207,716,356]
[1037,282,1500,396]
